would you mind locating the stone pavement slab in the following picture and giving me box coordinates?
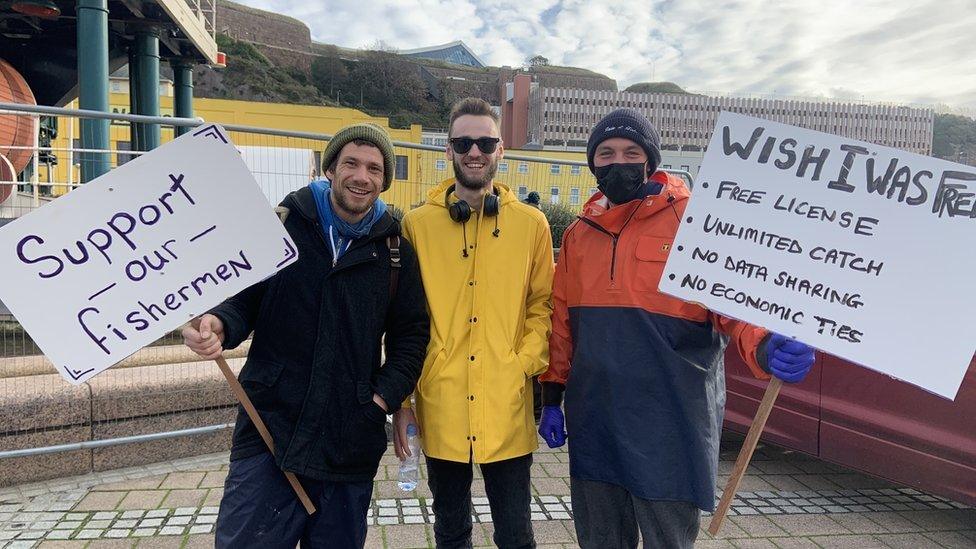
[1,435,973,548]
[72,493,124,512]
[809,534,889,548]
[117,492,166,511]
[159,490,205,509]
[384,523,430,548]
[157,473,204,491]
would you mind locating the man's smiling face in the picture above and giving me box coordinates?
[448,114,503,191]
[326,141,385,222]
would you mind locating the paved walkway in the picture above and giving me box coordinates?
[0,433,973,548]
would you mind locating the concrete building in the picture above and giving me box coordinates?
[501,74,935,178]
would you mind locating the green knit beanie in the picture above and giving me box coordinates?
[321,123,396,191]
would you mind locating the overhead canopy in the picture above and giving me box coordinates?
[0,0,218,106]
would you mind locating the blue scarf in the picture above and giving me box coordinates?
[309,179,387,261]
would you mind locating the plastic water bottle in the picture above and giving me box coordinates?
[398,424,420,491]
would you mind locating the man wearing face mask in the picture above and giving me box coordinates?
[537,109,815,548]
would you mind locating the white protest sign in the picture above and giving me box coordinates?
[660,112,975,400]
[0,125,299,384]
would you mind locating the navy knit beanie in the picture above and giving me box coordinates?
[586,108,662,176]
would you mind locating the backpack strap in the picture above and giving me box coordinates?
[387,235,401,301]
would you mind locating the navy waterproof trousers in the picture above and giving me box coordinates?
[215,452,373,548]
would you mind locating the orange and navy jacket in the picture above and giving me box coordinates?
[540,170,769,511]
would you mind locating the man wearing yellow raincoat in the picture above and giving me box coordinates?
[394,97,554,549]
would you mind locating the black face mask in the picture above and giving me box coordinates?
[594,163,648,205]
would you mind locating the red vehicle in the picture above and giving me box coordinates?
[723,350,976,506]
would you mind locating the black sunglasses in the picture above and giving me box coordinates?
[449,136,500,155]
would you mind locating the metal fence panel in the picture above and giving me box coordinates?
[0,103,691,477]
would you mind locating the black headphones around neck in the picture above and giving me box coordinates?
[445,184,500,223]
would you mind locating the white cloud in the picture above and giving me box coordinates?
[235,0,976,107]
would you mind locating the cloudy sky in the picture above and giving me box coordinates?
[237,0,976,110]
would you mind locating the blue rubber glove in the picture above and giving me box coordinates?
[538,405,567,448]
[766,333,816,383]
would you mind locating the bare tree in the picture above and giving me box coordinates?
[366,40,399,53]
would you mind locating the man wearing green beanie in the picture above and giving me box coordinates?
[184,122,429,548]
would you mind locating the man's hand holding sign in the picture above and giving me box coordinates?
[0,122,430,546]
[537,108,816,548]
[0,124,317,515]
[765,333,816,383]
[183,313,224,360]
[659,112,976,534]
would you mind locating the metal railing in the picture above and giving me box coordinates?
[0,102,693,472]
[185,0,218,39]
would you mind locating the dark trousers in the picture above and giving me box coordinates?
[426,453,535,549]
[215,452,373,549]
[570,477,700,549]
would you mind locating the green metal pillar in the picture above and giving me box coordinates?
[76,0,110,182]
[133,30,160,150]
[128,47,141,152]
[172,60,195,137]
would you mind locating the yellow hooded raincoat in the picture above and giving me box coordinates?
[402,179,554,463]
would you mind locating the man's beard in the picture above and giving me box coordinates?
[333,185,374,216]
[453,156,498,191]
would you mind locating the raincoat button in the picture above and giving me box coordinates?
[469,395,475,401]
[469,355,475,361]
[471,436,477,441]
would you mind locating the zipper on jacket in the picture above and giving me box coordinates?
[314,222,382,273]
[579,218,620,282]
[579,204,643,284]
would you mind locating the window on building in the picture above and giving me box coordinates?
[570,187,580,205]
[116,141,135,166]
[435,159,446,171]
[571,165,581,176]
[550,164,561,175]
[499,161,509,173]
[662,164,672,169]
[550,186,560,204]
[681,165,690,172]
[395,155,408,180]
[518,185,528,200]
[518,162,529,175]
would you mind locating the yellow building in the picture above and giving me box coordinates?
[40,92,423,204]
[39,89,594,212]
[418,147,592,211]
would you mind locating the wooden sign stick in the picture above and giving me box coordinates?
[192,316,315,515]
[212,355,316,515]
[708,377,783,535]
